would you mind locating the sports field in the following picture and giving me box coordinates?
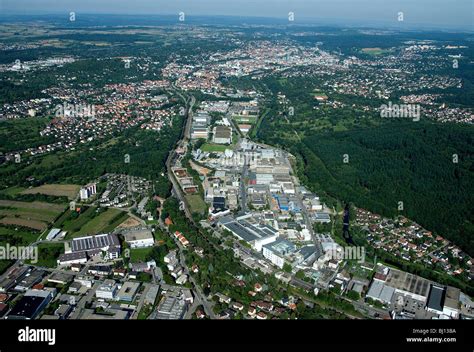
[201,143,228,153]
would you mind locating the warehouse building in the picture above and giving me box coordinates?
[6,289,55,320]
[117,282,140,302]
[366,280,396,304]
[122,228,155,248]
[213,126,232,144]
[218,215,279,251]
[67,233,121,261]
[262,238,296,269]
[95,280,119,300]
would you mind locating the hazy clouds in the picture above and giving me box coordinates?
[1,0,472,30]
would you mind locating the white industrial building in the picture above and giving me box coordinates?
[218,215,279,252]
[67,233,121,261]
[262,238,296,268]
[57,252,88,266]
[123,228,155,248]
[213,126,232,144]
[95,280,119,300]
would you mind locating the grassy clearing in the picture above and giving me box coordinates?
[26,242,64,268]
[0,186,26,196]
[185,194,207,215]
[102,211,130,233]
[130,247,154,263]
[68,208,127,238]
[59,207,98,234]
[0,225,39,246]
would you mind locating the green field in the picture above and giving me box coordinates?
[185,194,208,215]
[0,225,38,246]
[69,208,127,238]
[232,115,258,124]
[22,184,80,200]
[57,207,98,233]
[57,207,129,238]
[200,143,229,153]
[27,242,64,268]
[0,186,27,196]
[129,247,154,263]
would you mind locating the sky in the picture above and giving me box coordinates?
[1,0,473,30]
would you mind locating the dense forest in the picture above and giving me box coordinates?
[284,121,474,256]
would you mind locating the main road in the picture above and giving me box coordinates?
[165,92,195,221]
[164,89,217,318]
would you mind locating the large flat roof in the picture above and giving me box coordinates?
[7,295,47,319]
[263,238,296,255]
[222,218,272,242]
[71,233,120,252]
[426,285,446,312]
[123,228,154,242]
[58,251,87,263]
[117,281,140,300]
[385,269,431,298]
[367,280,395,303]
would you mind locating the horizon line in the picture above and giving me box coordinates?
[0,12,472,33]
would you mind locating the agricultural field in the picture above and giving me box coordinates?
[0,200,65,212]
[0,200,66,231]
[21,184,81,200]
[0,217,47,231]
